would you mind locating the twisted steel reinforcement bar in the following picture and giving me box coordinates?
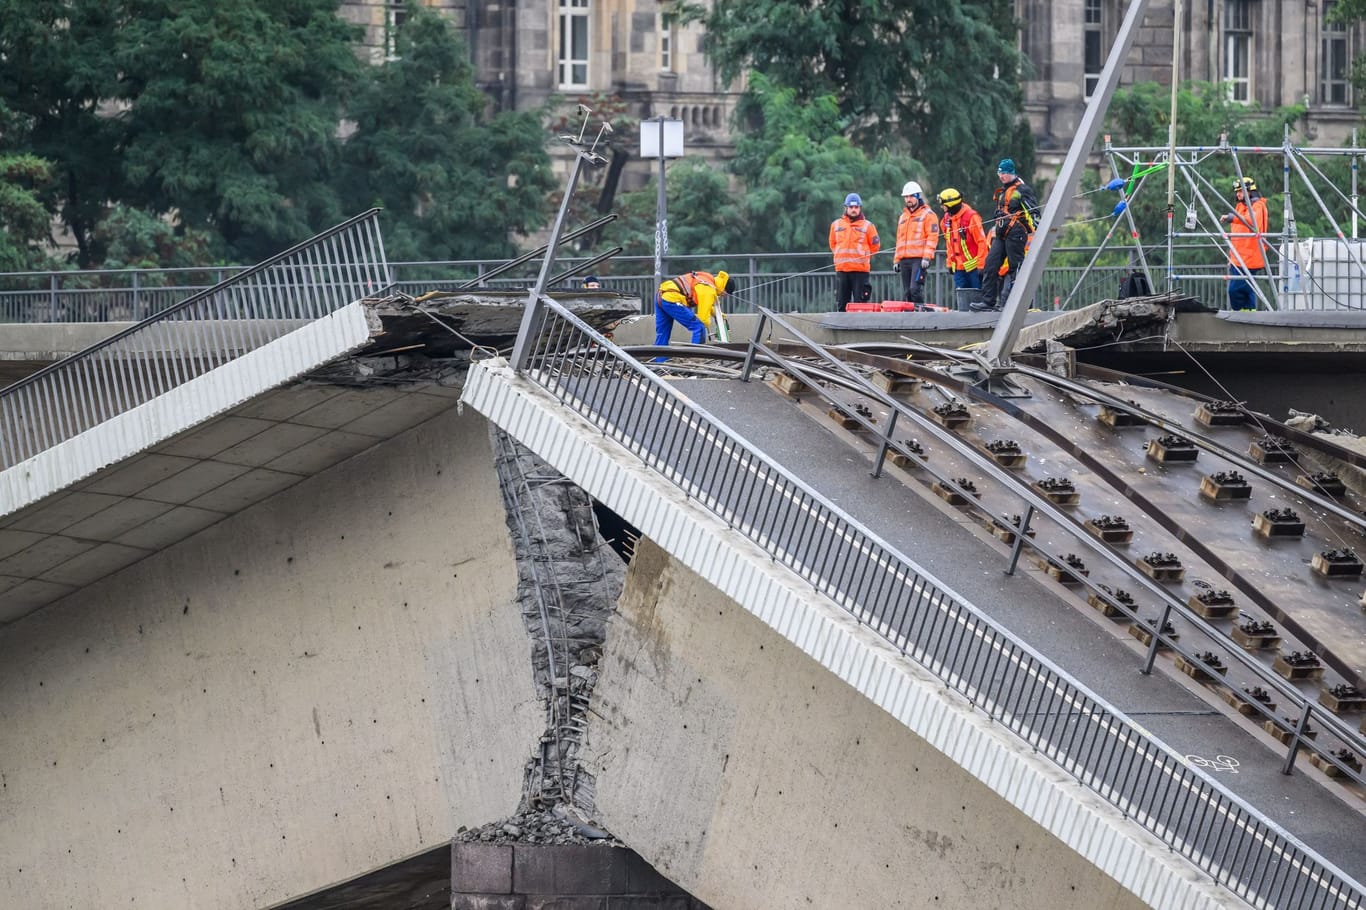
[503,297,1364,910]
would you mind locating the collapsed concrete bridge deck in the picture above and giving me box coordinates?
[1,280,1364,909]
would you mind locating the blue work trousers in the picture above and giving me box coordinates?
[953,270,983,290]
[1227,266,1265,311]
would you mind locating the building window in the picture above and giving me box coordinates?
[659,12,673,71]
[1323,3,1353,106]
[385,1,408,61]
[558,0,590,89]
[1084,0,1103,99]
[1224,0,1252,103]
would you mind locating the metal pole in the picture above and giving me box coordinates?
[654,119,667,300]
[510,150,591,371]
[985,0,1155,368]
[1353,128,1360,239]
[1166,0,1182,292]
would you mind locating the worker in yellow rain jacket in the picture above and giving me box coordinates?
[894,181,939,304]
[654,269,735,347]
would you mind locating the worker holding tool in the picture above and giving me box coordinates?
[653,269,736,350]
[973,159,1039,312]
[829,193,881,311]
[1221,176,1269,311]
[938,187,988,306]
[894,181,939,304]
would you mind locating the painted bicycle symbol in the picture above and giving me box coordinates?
[1186,754,1240,773]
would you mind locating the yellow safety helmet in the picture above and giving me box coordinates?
[716,270,731,294]
[1233,176,1257,192]
[938,187,964,207]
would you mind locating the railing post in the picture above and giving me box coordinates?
[870,410,900,478]
[1004,505,1035,576]
[1280,703,1313,775]
[740,311,769,382]
[132,270,142,321]
[49,273,59,322]
[1141,602,1173,674]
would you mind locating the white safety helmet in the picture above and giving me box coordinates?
[901,181,923,197]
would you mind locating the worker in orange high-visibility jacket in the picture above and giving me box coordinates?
[938,187,987,295]
[653,269,736,351]
[894,181,939,304]
[1221,177,1269,311]
[829,192,881,311]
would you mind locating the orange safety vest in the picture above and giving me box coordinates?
[895,203,939,262]
[941,204,988,272]
[829,215,881,272]
[992,178,1036,235]
[660,271,720,325]
[1228,197,1269,271]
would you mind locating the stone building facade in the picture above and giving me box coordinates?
[339,0,1364,175]
[1023,0,1365,161]
[339,0,739,188]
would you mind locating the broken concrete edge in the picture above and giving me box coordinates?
[460,358,1255,910]
[1016,297,1178,353]
[451,843,703,900]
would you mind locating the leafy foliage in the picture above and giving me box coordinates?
[0,102,55,271]
[115,0,365,263]
[0,0,553,269]
[667,0,1031,198]
[337,5,553,262]
[92,205,218,272]
[0,0,125,264]
[609,75,922,267]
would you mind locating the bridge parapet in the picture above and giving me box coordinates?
[0,211,389,518]
[461,299,1366,910]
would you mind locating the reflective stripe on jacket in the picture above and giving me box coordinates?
[992,178,1035,234]
[829,216,881,272]
[895,204,939,262]
[1228,197,1269,270]
[660,271,719,326]
[941,204,987,272]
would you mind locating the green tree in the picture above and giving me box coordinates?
[610,159,743,257]
[668,0,1031,197]
[611,75,921,266]
[92,205,218,272]
[115,0,365,263]
[0,0,124,265]
[0,102,55,271]
[338,5,554,262]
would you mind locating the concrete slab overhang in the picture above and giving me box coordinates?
[0,305,458,624]
[0,293,637,625]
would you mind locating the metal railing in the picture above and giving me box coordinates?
[0,210,388,472]
[2,247,1255,323]
[506,298,1363,910]
[743,312,1365,785]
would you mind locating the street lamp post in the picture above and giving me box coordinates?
[640,117,684,305]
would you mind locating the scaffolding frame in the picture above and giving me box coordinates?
[1080,127,1366,312]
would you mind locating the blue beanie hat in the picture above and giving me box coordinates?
[997,158,1016,175]
[844,193,862,206]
